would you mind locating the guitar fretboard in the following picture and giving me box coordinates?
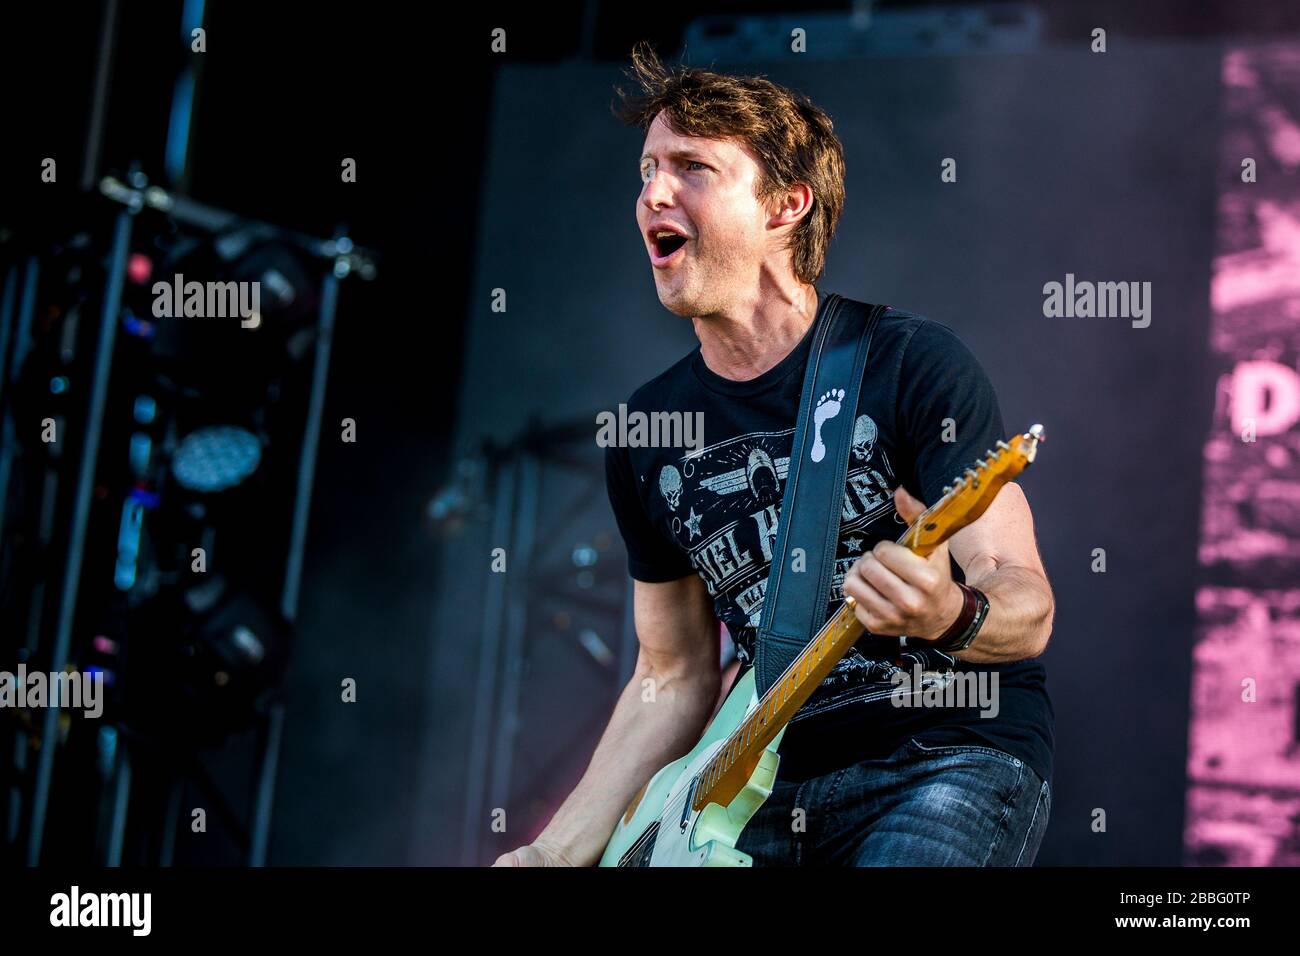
[692,596,866,812]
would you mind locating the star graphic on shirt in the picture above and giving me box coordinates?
[845,536,864,553]
[684,507,703,540]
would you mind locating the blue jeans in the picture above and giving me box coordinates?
[734,737,1052,866]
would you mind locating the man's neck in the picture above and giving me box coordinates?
[693,283,820,382]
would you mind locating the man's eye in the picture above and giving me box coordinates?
[686,161,707,171]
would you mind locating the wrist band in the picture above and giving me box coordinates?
[930,584,989,653]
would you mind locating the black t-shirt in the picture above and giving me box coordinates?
[604,289,1054,785]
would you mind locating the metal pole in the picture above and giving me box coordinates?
[459,457,516,866]
[0,263,24,571]
[2,260,46,852]
[0,265,17,423]
[247,699,284,866]
[255,246,341,866]
[487,453,539,821]
[80,0,120,193]
[164,0,208,192]
[0,259,40,538]
[26,208,133,865]
[104,745,131,866]
[280,258,339,624]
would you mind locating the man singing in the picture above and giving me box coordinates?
[494,42,1055,868]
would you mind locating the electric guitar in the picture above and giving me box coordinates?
[598,425,1045,867]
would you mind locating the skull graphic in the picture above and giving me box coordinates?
[745,447,780,503]
[658,465,682,510]
[852,414,878,462]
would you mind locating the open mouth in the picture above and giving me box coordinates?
[650,230,690,267]
[655,233,688,257]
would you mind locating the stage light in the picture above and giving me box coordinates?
[171,425,262,493]
[180,588,289,735]
[113,497,146,591]
[127,253,153,285]
[121,309,156,340]
[128,432,151,477]
[133,396,156,424]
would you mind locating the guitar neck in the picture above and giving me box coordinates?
[689,427,1043,813]
[685,542,881,813]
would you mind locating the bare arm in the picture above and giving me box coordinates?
[945,481,1055,663]
[492,572,720,867]
[844,482,1055,664]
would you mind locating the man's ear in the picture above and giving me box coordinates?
[769,182,814,229]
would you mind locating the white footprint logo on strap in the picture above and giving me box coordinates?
[810,388,845,463]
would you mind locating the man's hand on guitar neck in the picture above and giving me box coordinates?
[843,484,1055,663]
[843,486,965,643]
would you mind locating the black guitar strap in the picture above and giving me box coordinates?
[753,293,888,699]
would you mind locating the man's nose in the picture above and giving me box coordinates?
[641,169,674,211]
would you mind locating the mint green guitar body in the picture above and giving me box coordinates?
[598,668,786,867]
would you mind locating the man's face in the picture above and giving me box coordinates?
[636,113,773,316]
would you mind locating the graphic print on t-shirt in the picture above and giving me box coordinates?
[652,413,900,641]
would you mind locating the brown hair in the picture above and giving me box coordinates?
[612,41,846,285]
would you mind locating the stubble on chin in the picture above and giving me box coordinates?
[655,279,697,318]
[660,300,696,319]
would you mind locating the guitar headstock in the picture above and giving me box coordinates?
[899,424,1045,556]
